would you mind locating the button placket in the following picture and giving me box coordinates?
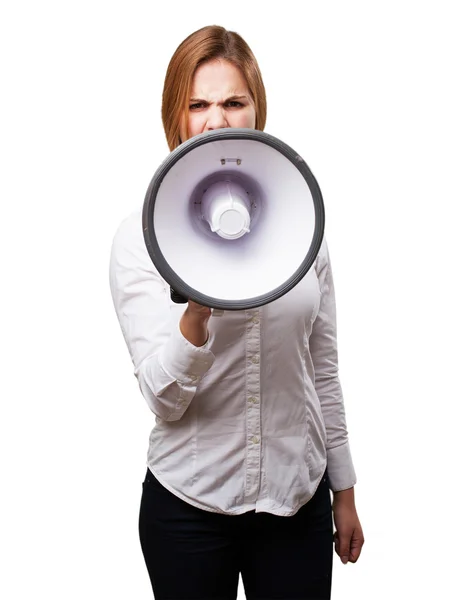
[245,309,262,499]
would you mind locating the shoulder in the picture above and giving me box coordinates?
[112,207,143,245]
[314,235,329,275]
[111,207,146,254]
[110,206,152,269]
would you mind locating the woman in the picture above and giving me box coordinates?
[109,25,364,600]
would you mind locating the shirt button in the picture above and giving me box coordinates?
[251,436,259,444]
[189,374,199,383]
[251,356,260,365]
[252,316,260,324]
[248,396,258,403]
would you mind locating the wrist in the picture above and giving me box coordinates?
[184,306,211,324]
[332,487,355,505]
[180,310,209,347]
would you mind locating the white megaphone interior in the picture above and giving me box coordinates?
[153,138,316,300]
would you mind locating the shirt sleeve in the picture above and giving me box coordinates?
[309,237,357,492]
[109,211,215,421]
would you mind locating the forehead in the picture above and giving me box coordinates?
[191,59,249,97]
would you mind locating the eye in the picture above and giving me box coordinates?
[226,101,243,108]
[189,102,205,110]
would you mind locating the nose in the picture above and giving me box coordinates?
[206,106,228,131]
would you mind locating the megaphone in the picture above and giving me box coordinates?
[142,128,324,311]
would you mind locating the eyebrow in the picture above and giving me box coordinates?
[189,95,249,105]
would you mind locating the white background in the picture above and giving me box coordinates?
[1,1,448,598]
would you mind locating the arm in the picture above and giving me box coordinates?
[309,237,356,492]
[309,237,364,563]
[109,211,215,421]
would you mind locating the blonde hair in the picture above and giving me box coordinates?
[162,25,267,151]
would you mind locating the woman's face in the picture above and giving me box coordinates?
[180,59,256,142]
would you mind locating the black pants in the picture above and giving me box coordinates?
[139,467,333,600]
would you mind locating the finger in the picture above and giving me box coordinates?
[338,530,353,564]
[349,531,365,563]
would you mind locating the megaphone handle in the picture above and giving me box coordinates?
[170,287,188,304]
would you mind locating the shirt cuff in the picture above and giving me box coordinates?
[159,321,215,384]
[326,442,357,492]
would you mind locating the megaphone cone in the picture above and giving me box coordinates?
[142,128,324,311]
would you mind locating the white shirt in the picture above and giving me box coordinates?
[109,208,357,516]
